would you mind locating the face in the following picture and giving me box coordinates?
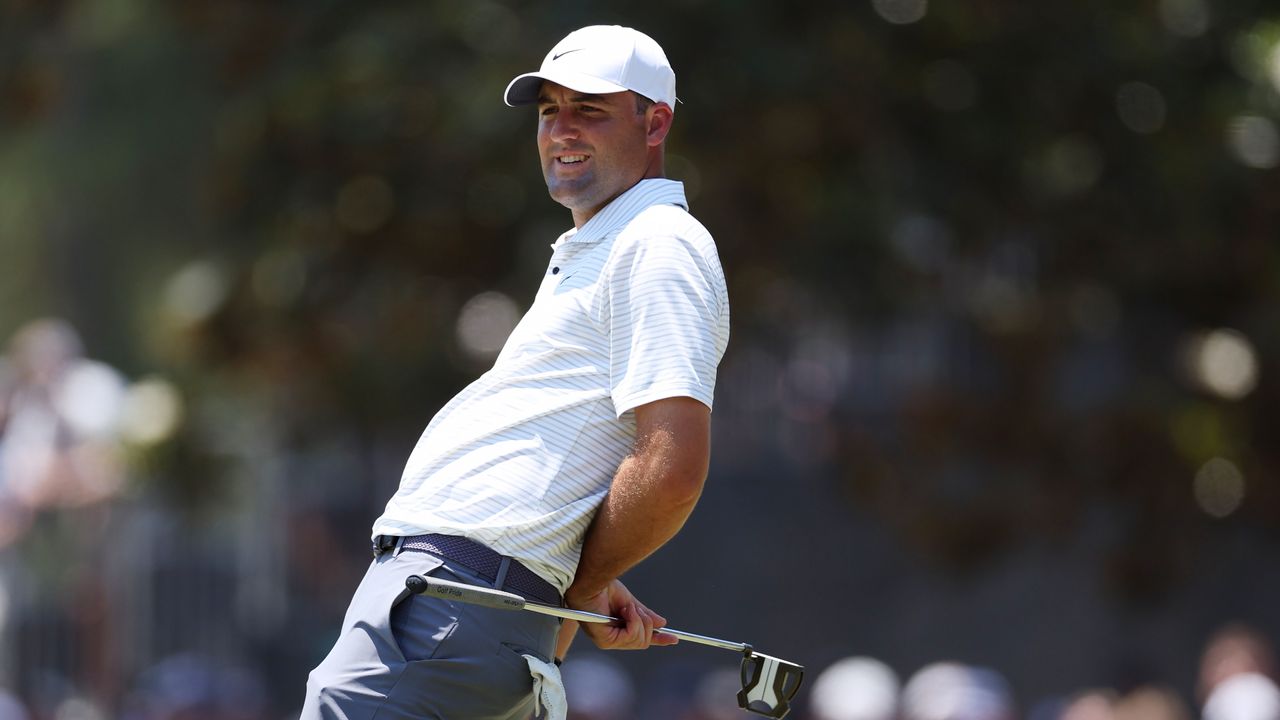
[536,82,660,226]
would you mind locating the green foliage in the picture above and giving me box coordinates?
[1,0,1278,596]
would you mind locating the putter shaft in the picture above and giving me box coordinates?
[406,574,748,653]
[519,601,749,652]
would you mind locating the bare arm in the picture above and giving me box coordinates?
[562,395,711,652]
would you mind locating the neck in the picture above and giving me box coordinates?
[570,159,666,229]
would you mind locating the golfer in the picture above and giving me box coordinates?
[301,24,730,719]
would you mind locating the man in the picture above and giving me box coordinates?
[302,24,729,719]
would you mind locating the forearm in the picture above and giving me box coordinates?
[566,397,709,605]
[557,397,709,654]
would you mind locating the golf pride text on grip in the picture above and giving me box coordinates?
[404,574,526,610]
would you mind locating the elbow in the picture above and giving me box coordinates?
[663,462,708,511]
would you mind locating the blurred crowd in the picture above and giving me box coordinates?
[798,624,1280,720]
[550,622,1280,720]
[0,316,1276,719]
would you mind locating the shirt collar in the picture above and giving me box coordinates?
[553,179,688,247]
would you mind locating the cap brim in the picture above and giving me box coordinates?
[503,70,630,107]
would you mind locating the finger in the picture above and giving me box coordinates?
[635,603,655,641]
[626,604,651,648]
[644,606,668,630]
[632,598,665,626]
[629,599,665,638]
[619,604,649,649]
[651,629,680,646]
[600,621,628,649]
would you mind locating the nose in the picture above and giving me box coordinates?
[547,108,579,142]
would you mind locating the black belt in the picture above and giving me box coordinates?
[374,533,561,606]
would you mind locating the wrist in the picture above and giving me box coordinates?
[564,580,607,607]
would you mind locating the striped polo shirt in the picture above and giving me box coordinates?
[371,178,730,593]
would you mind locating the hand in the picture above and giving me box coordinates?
[565,579,679,650]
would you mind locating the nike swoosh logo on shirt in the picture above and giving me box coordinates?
[552,49,584,61]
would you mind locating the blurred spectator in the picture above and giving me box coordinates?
[809,656,900,720]
[901,662,1015,720]
[1059,690,1119,720]
[0,318,126,536]
[1113,686,1189,720]
[1200,625,1278,700]
[1199,624,1280,720]
[1046,684,1190,720]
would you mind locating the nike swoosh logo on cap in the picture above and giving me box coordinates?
[552,48,584,61]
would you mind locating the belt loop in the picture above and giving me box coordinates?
[393,536,406,557]
[494,556,511,590]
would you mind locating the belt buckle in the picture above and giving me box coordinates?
[372,535,401,558]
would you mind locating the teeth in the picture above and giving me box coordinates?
[560,155,587,164]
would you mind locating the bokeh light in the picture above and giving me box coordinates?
[163,261,229,327]
[1116,82,1167,135]
[1226,115,1280,169]
[455,291,520,361]
[1203,673,1280,720]
[811,656,900,720]
[119,377,184,447]
[872,0,928,25]
[901,663,1013,720]
[53,360,125,438]
[1194,457,1245,519]
[1182,328,1260,400]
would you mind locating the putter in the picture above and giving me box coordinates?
[405,574,804,719]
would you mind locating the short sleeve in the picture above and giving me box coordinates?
[606,233,729,417]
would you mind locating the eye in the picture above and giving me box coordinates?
[539,105,557,116]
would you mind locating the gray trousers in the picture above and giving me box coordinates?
[301,548,560,719]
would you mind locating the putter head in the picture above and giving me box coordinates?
[737,651,804,719]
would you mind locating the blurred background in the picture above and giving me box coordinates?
[2,0,1279,718]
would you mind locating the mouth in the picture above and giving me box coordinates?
[555,153,590,166]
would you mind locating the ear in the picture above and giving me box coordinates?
[646,103,674,148]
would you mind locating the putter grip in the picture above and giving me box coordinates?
[405,574,527,611]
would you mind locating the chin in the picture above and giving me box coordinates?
[547,183,600,211]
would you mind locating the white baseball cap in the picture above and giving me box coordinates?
[504,25,676,107]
